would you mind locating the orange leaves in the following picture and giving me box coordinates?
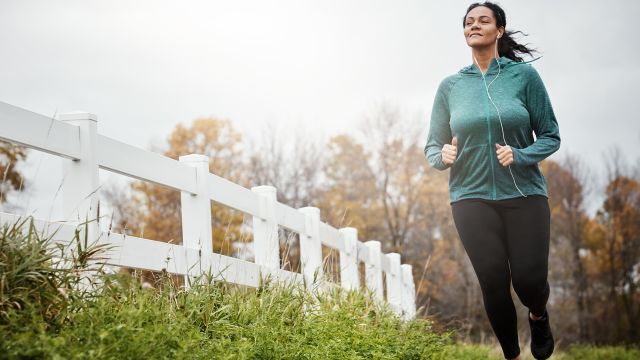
[127,118,247,254]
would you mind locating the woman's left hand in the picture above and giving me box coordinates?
[495,143,514,167]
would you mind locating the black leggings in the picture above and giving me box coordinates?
[451,195,551,359]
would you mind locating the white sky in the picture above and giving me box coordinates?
[1,0,639,217]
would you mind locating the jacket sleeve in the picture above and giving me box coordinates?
[424,79,453,171]
[512,67,561,166]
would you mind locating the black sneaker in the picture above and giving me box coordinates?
[529,310,555,359]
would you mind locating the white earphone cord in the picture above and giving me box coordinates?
[472,37,527,198]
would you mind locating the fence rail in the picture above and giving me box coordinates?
[0,101,416,319]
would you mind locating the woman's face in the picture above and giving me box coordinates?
[463,6,503,49]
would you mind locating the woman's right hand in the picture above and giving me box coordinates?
[442,137,458,165]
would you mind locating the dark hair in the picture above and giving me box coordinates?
[463,2,537,62]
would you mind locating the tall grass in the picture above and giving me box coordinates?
[0,218,64,323]
[0,218,451,359]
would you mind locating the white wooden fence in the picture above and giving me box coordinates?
[0,101,416,319]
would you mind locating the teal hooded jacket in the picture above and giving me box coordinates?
[424,56,560,203]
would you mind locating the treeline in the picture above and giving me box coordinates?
[542,153,640,346]
[2,104,638,348]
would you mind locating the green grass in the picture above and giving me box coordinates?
[1,218,637,359]
[439,343,640,360]
[554,345,640,360]
[0,218,451,359]
[438,343,503,360]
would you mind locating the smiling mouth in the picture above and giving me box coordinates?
[470,34,482,37]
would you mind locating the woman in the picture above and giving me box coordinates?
[424,2,560,360]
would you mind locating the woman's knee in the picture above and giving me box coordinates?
[511,270,547,299]
[477,271,512,299]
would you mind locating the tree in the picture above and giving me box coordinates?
[311,103,484,339]
[597,171,640,342]
[357,103,447,254]
[541,156,593,342]
[318,134,381,239]
[112,118,247,257]
[245,123,328,272]
[247,123,325,209]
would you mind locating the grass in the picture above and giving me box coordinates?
[0,218,451,359]
[439,343,640,360]
[1,217,638,359]
[554,345,640,360]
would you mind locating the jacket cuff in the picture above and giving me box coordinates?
[428,153,451,171]
[512,148,528,166]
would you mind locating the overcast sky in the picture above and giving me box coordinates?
[1,0,639,217]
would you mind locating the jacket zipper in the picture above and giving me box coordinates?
[482,77,497,200]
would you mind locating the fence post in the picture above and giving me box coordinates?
[364,240,383,301]
[385,253,403,315]
[251,186,280,273]
[338,227,359,291]
[59,112,105,286]
[401,264,416,320]
[299,207,322,290]
[59,112,99,241]
[179,154,212,285]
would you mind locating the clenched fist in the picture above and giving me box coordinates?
[495,143,514,166]
[442,137,458,166]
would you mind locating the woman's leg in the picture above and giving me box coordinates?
[451,199,520,359]
[499,195,551,318]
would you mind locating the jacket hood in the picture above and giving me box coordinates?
[459,56,542,76]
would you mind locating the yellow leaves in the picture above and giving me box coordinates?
[595,175,640,280]
[166,118,245,184]
[583,220,606,250]
[318,134,379,240]
[128,117,246,252]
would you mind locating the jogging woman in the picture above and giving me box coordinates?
[424,2,560,359]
